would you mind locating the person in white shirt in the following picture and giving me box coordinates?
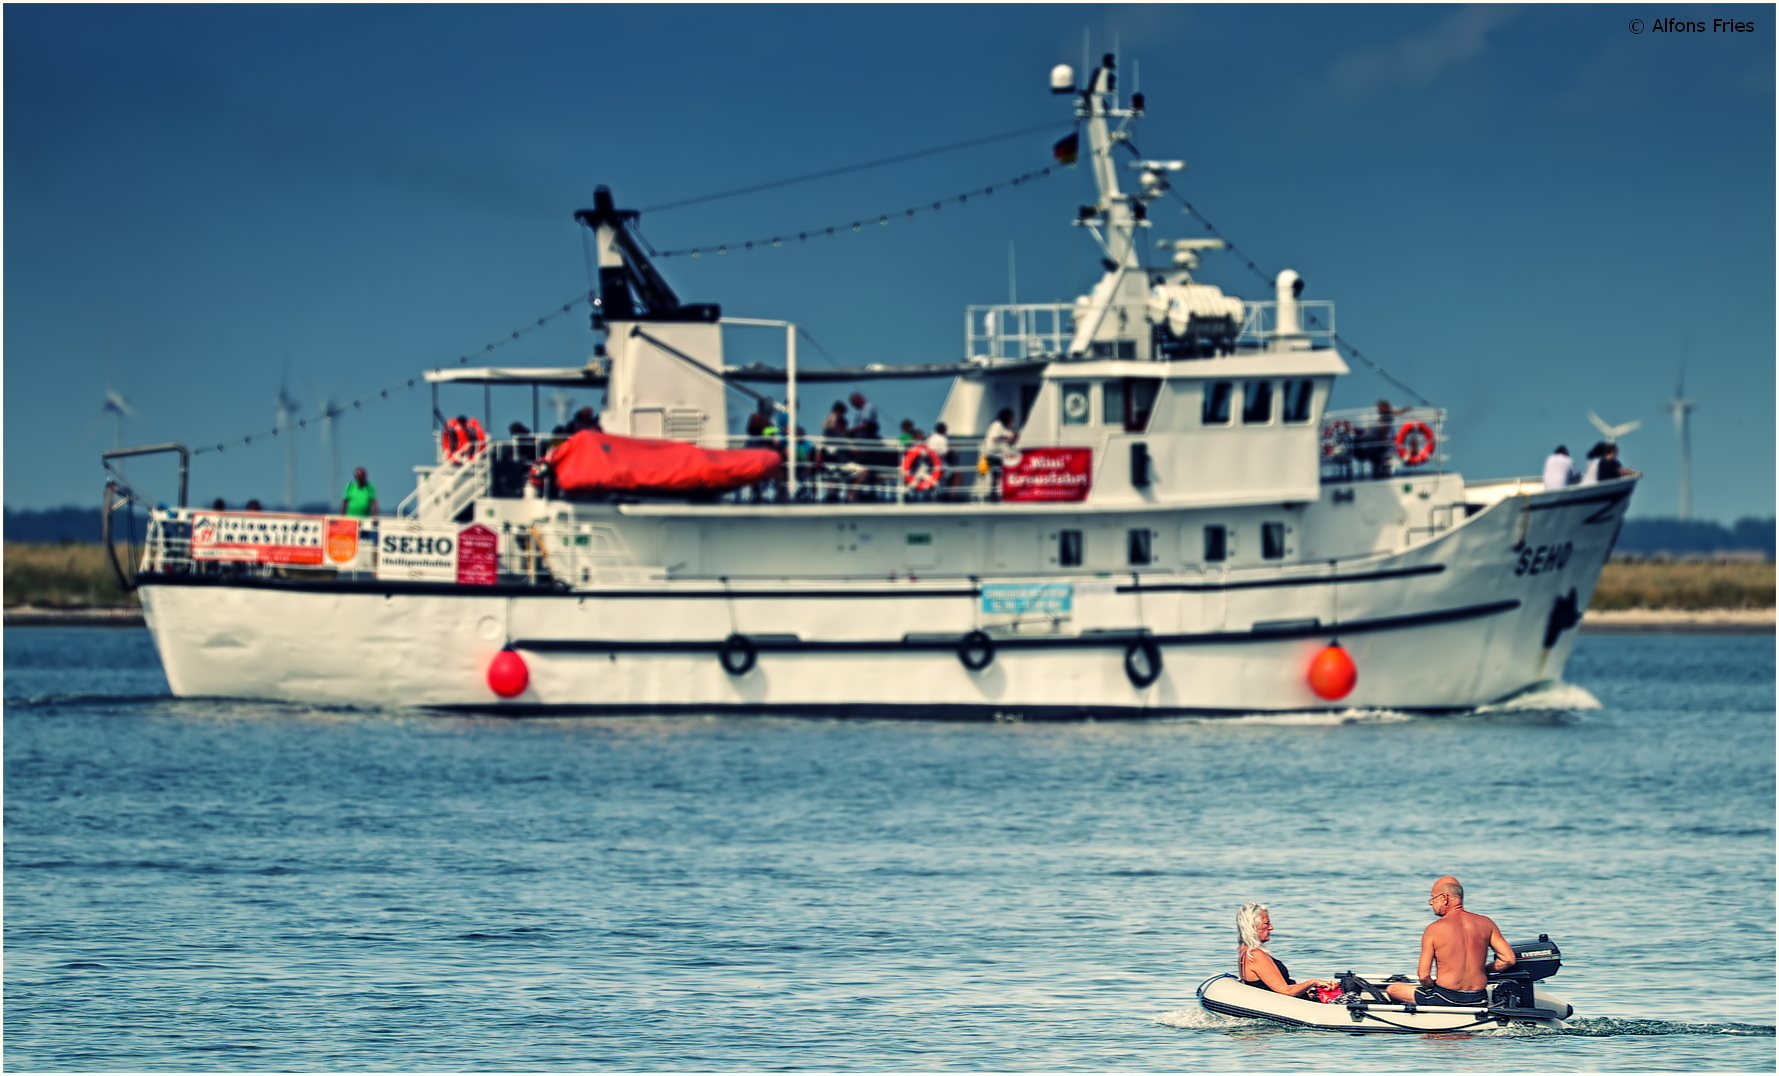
[924,421,950,457]
[1541,445,1577,491]
[924,422,953,500]
[982,409,1018,500]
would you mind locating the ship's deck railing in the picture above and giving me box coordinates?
[490,434,1011,506]
[132,507,636,587]
[398,434,1020,510]
[1318,406,1448,483]
[966,303,1077,360]
[718,433,1012,504]
[965,299,1339,360]
[1238,300,1336,345]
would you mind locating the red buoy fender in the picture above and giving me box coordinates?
[488,648,529,698]
[1308,643,1357,700]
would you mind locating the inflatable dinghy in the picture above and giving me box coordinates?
[1197,935,1572,1034]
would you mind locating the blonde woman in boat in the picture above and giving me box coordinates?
[1236,902,1336,997]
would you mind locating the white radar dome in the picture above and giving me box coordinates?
[1050,64,1076,94]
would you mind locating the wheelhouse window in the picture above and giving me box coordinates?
[1203,525,1228,563]
[1261,522,1286,560]
[1128,528,1153,566]
[1242,380,1274,424]
[1060,382,1092,426]
[1282,379,1314,424]
[1058,529,1083,567]
[1202,381,1233,426]
[1089,340,1138,359]
[1102,378,1161,432]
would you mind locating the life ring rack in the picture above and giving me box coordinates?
[1395,421,1436,467]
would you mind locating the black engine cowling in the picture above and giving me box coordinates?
[1488,934,1561,1011]
[1491,934,1561,983]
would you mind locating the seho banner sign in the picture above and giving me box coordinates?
[375,521,500,584]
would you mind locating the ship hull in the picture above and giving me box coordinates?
[139,483,1629,716]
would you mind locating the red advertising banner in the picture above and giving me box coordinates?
[1002,447,1093,502]
[455,523,499,586]
[190,512,326,565]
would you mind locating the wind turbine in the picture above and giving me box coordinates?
[276,374,302,510]
[1587,410,1641,444]
[547,391,576,429]
[317,393,342,507]
[89,383,138,447]
[1668,355,1696,520]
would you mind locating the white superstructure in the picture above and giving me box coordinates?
[113,56,1636,717]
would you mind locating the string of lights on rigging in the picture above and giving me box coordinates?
[641,166,1059,260]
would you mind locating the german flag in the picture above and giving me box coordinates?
[1052,131,1079,165]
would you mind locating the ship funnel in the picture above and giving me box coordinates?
[1275,269,1305,346]
[1050,64,1076,94]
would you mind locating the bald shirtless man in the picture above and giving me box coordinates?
[1384,876,1516,1007]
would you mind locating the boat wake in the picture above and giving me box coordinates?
[1560,1017,1775,1037]
[1474,681,1603,713]
[1154,1010,1775,1038]
[5,691,172,708]
[1161,709,1417,727]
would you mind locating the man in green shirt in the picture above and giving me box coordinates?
[341,467,378,517]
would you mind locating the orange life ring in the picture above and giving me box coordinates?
[900,445,943,492]
[441,420,468,462]
[1395,420,1436,466]
[465,417,488,459]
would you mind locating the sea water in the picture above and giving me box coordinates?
[4,627,1772,1071]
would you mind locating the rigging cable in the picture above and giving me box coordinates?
[1118,139,1432,407]
[191,294,589,458]
[645,167,1059,259]
[640,121,1072,214]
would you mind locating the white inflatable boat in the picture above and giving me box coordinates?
[1197,935,1573,1034]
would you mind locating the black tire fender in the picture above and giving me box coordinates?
[718,633,757,676]
[957,630,995,671]
[1124,637,1162,689]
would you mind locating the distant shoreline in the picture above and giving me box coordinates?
[6,605,1773,633]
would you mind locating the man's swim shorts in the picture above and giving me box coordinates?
[1414,984,1488,1006]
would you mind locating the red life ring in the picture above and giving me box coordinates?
[900,445,943,492]
[1395,421,1436,466]
[464,417,488,459]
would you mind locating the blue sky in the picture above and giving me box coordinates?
[6,4,1772,520]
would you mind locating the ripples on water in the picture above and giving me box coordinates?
[5,627,1773,1071]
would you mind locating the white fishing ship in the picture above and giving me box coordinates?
[106,56,1635,717]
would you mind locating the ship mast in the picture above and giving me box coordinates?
[1079,54,1139,269]
[1061,54,1159,357]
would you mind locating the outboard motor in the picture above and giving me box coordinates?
[1488,934,1562,1010]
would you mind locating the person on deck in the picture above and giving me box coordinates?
[340,468,378,518]
[1384,876,1515,1008]
[1235,903,1336,999]
[1355,399,1410,479]
[1541,445,1577,491]
[983,408,1019,500]
[848,392,881,440]
[568,407,601,434]
[1578,442,1607,485]
[925,421,953,498]
[745,398,777,442]
[1595,443,1641,482]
